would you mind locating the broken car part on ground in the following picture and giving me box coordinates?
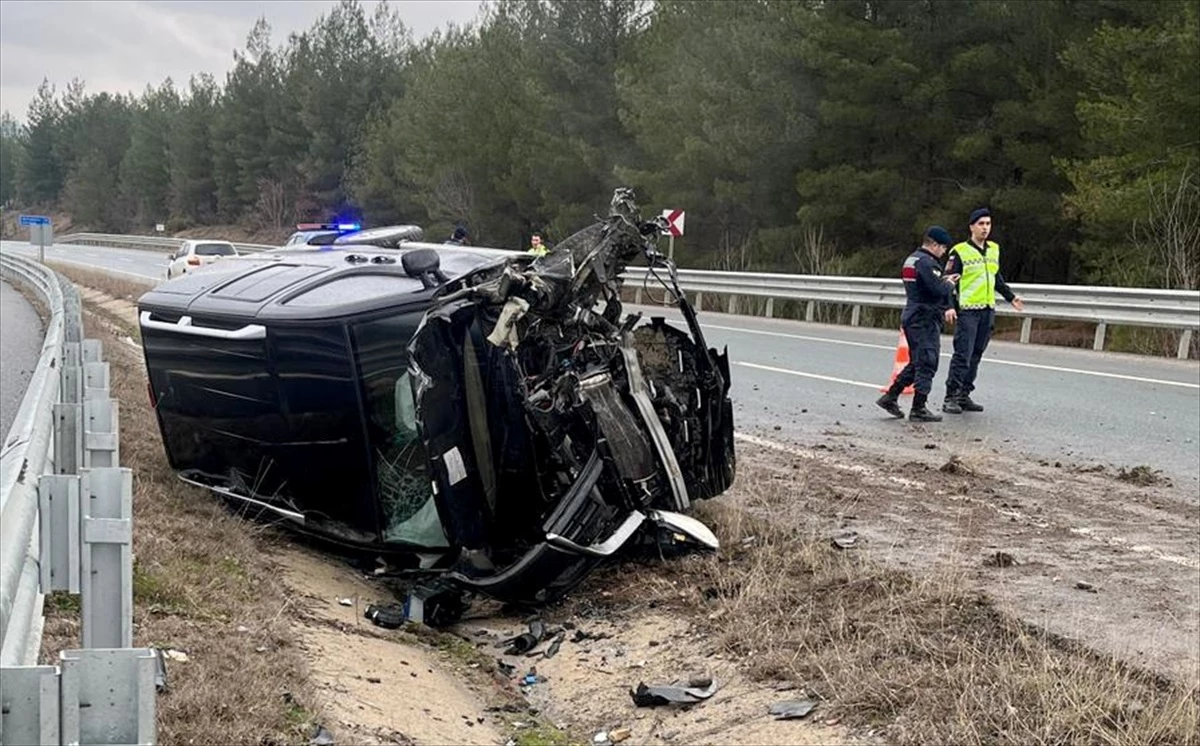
[137,189,736,610]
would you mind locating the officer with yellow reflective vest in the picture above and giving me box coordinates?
[942,208,1025,414]
[528,233,549,256]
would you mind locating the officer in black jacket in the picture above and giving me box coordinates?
[876,226,959,422]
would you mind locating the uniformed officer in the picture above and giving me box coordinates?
[942,208,1025,414]
[528,233,549,256]
[876,226,959,422]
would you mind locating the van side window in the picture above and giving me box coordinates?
[351,312,446,547]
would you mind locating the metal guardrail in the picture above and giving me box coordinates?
[53,232,1200,358]
[624,268,1199,358]
[0,253,156,744]
[57,232,277,254]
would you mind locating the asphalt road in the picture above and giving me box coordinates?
[1,239,169,282]
[0,279,45,443]
[3,239,1198,486]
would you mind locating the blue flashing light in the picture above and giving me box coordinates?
[337,223,361,232]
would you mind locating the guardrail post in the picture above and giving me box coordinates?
[59,648,157,745]
[1093,321,1107,351]
[84,361,109,401]
[805,301,815,322]
[1020,317,1033,344]
[0,665,61,743]
[83,399,119,469]
[80,468,134,650]
[694,292,703,311]
[1179,329,1194,359]
[634,287,643,305]
[82,340,103,364]
[851,305,862,327]
[727,294,738,315]
[765,298,774,319]
[39,475,82,596]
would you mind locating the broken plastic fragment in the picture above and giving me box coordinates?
[630,678,719,707]
[769,699,819,720]
[152,649,168,692]
[831,532,859,550]
[364,603,405,629]
[309,724,335,745]
[505,620,548,654]
[543,631,565,660]
[164,649,190,663]
[338,598,354,607]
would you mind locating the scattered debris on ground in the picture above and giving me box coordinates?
[983,551,1018,568]
[1115,464,1171,487]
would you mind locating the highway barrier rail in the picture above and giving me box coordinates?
[52,232,1200,358]
[0,252,156,744]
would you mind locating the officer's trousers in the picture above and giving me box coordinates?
[892,309,942,398]
[946,308,994,398]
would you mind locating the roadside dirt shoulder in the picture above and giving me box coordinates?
[745,426,1200,685]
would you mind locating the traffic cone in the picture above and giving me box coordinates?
[880,331,915,395]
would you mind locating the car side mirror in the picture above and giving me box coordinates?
[401,249,448,289]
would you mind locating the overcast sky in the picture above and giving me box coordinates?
[0,0,483,122]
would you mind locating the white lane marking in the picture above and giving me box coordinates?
[979,357,1198,390]
[733,361,880,390]
[708,323,895,352]
[707,323,1199,390]
[737,431,1198,571]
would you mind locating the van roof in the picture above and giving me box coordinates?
[138,242,521,323]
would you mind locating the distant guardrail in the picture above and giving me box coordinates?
[0,253,157,744]
[52,232,1200,358]
[57,232,277,254]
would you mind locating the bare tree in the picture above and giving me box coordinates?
[426,168,476,233]
[1133,163,1200,290]
[254,178,290,229]
[791,224,846,276]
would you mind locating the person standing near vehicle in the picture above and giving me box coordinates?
[942,208,1025,414]
[445,225,469,246]
[877,227,960,422]
[528,233,549,256]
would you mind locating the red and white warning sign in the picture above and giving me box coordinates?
[660,209,685,237]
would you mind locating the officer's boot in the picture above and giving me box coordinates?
[942,391,963,414]
[959,394,984,412]
[875,386,905,419]
[910,394,942,422]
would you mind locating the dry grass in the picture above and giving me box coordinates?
[45,262,154,303]
[567,454,1200,746]
[39,308,321,746]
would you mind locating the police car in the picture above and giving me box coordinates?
[282,222,426,249]
[283,222,362,247]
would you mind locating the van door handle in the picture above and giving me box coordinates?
[139,311,267,340]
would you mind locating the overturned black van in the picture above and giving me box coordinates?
[138,190,736,604]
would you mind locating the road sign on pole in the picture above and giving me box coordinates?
[22,215,52,262]
[660,209,685,237]
[660,209,684,261]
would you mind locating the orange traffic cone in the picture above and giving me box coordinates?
[881,331,915,395]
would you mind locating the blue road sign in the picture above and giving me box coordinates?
[19,215,50,226]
